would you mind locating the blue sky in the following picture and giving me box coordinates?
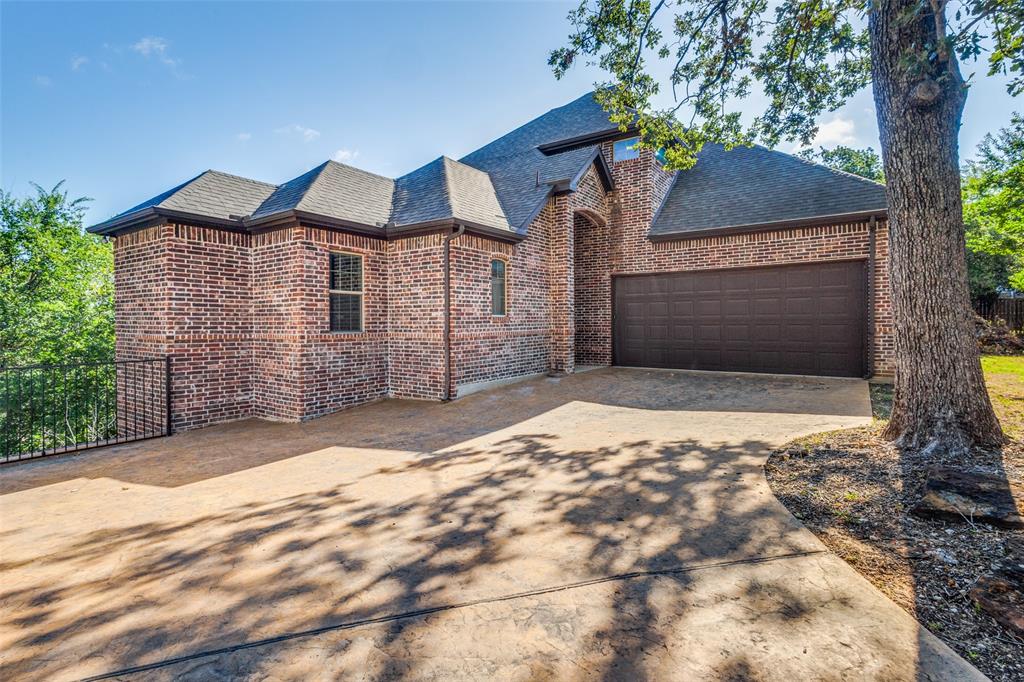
[2,1,1019,226]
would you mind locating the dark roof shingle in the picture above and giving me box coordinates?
[650,144,888,237]
[90,91,885,241]
[251,161,394,227]
[392,157,510,231]
[92,170,277,232]
[459,92,617,230]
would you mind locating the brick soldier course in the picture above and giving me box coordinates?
[92,92,892,432]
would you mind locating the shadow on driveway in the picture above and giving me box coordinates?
[0,368,981,680]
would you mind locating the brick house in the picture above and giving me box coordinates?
[89,92,891,433]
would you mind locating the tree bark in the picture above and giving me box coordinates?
[870,0,1004,452]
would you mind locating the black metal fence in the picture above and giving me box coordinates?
[1,358,170,464]
[974,297,1024,331]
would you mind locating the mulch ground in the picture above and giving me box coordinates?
[765,387,1024,681]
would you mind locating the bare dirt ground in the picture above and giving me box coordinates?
[766,367,1024,682]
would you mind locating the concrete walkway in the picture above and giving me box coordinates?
[0,368,983,681]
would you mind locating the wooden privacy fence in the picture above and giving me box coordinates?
[974,297,1024,331]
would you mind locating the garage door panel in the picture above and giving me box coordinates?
[696,299,721,316]
[723,298,751,316]
[648,324,669,340]
[614,261,865,377]
[648,301,669,317]
[754,270,784,290]
[672,300,694,316]
[785,297,816,315]
[672,324,695,341]
[753,297,783,316]
[723,324,751,342]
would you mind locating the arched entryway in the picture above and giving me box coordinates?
[573,208,612,367]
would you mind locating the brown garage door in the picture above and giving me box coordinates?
[613,261,866,377]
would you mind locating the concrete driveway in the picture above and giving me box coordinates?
[0,368,981,681]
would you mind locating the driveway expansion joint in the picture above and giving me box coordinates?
[78,550,827,682]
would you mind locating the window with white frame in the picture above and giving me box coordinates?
[329,252,363,332]
[491,258,507,316]
[613,137,641,161]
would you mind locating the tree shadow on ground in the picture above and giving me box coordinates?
[0,367,869,492]
[2,427,835,681]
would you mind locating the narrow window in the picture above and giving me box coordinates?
[329,252,363,332]
[613,137,641,161]
[491,258,507,316]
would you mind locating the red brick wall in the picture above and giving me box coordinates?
[113,147,893,434]
[114,227,171,437]
[387,234,446,399]
[574,211,611,366]
[251,228,304,420]
[450,218,552,390]
[116,223,392,432]
[299,228,389,417]
[571,166,613,366]
[115,225,253,432]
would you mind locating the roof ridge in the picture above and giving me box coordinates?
[460,91,598,164]
[764,144,887,188]
[324,158,396,182]
[438,157,457,220]
[202,168,278,190]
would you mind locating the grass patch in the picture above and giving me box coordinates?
[869,383,893,421]
[981,355,1024,380]
[867,356,1023,438]
[981,355,1024,439]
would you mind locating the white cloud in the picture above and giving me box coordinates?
[812,116,857,147]
[332,148,360,163]
[71,55,89,71]
[34,75,52,87]
[236,132,252,142]
[132,36,180,70]
[275,124,320,142]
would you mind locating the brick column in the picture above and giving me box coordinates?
[548,195,575,373]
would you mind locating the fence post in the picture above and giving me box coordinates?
[165,355,173,436]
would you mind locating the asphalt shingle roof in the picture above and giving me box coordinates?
[252,161,394,227]
[90,91,887,240]
[111,170,277,224]
[459,92,617,230]
[650,144,888,236]
[391,157,510,231]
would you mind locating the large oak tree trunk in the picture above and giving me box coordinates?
[870,0,1004,452]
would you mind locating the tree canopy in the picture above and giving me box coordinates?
[0,183,113,367]
[962,112,1024,294]
[798,145,885,182]
[550,0,1024,170]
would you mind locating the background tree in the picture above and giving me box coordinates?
[798,145,885,182]
[0,183,113,367]
[962,113,1024,297]
[551,0,1023,452]
[803,137,1021,299]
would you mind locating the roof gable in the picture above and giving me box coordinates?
[459,93,617,230]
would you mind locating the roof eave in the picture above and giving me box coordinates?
[648,208,888,242]
[388,217,524,243]
[248,209,385,237]
[537,125,638,155]
[87,206,245,236]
